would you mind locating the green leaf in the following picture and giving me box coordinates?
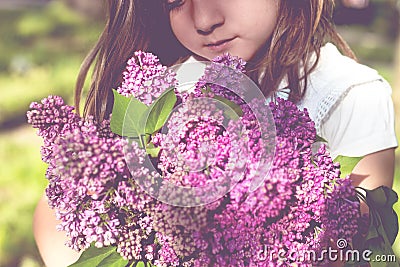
[367,240,399,267]
[68,245,116,267]
[110,89,148,137]
[97,251,129,267]
[351,186,399,266]
[315,134,327,143]
[364,186,399,245]
[144,87,177,135]
[128,262,151,267]
[126,134,151,149]
[333,155,363,178]
[146,142,161,157]
[213,95,243,119]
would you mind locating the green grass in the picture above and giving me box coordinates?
[0,0,102,127]
[0,58,80,121]
[0,1,102,265]
[0,127,47,266]
[393,168,400,257]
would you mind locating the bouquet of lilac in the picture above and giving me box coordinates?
[27,52,398,267]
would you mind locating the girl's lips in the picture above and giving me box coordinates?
[205,37,236,52]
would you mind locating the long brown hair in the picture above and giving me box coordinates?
[74,0,189,121]
[246,0,355,103]
[75,0,355,121]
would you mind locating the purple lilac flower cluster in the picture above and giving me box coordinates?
[27,96,164,255]
[149,54,360,266]
[117,51,178,105]
[151,96,247,207]
[153,98,227,180]
[27,52,361,266]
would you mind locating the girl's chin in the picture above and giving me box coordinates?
[193,54,211,62]
[193,52,251,62]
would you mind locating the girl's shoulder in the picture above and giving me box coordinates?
[295,42,391,131]
[294,43,397,158]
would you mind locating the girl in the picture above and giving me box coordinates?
[33,0,398,266]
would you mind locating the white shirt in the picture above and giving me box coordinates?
[291,43,398,158]
[176,44,398,159]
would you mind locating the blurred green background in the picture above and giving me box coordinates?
[0,1,399,266]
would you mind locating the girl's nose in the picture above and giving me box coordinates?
[192,0,224,35]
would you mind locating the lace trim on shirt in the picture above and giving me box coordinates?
[315,79,384,133]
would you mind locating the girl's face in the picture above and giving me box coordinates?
[167,0,279,61]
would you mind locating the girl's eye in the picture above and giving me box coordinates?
[166,0,185,11]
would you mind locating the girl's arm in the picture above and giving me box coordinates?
[351,148,395,189]
[320,80,397,191]
[33,194,82,267]
[351,148,395,215]
[324,148,395,267]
